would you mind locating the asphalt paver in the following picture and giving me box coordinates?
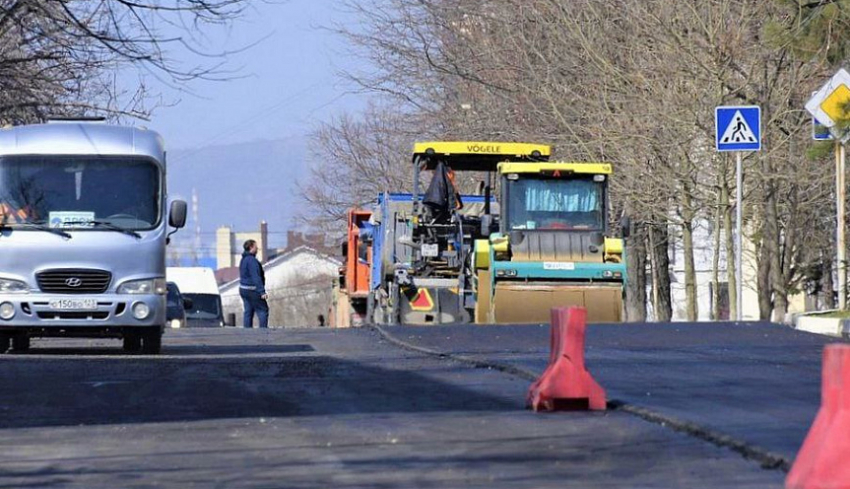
[0,327,785,488]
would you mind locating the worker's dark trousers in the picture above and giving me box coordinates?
[240,289,269,328]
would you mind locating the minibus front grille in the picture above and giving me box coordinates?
[37,311,110,320]
[36,269,112,294]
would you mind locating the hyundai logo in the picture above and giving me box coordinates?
[65,277,83,288]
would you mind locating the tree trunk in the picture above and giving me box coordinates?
[682,220,698,321]
[765,182,788,322]
[681,189,698,321]
[648,229,659,318]
[755,214,773,320]
[649,223,673,322]
[723,172,737,320]
[780,191,799,316]
[757,250,772,319]
[626,223,647,322]
[824,251,836,310]
[711,193,723,320]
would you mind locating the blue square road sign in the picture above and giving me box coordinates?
[715,106,761,152]
[813,117,834,141]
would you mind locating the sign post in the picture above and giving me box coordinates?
[716,105,762,322]
[839,141,846,310]
[807,69,850,310]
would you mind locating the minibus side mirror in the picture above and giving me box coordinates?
[169,200,188,229]
[182,297,194,310]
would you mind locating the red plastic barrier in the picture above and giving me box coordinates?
[787,344,850,489]
[527,307,606,412]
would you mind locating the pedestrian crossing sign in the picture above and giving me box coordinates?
[715,106,761,152]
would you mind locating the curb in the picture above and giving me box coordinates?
[370,323,791,472]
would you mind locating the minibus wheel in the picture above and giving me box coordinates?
[141,328,162,355]
[11,334,29,352]
[123,332,142,353]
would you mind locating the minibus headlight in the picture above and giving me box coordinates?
[118,278,167,295]
[132,302,151,320]
[0,302,15,320]
[0,278,29,294]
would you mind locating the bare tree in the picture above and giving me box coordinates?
[306,0,843,321]
[300,103,419,234]
[0,0,251,123]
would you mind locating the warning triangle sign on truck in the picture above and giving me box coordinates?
[720,111,757,144]
[409,288,434,311]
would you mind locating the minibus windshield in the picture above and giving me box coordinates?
[0,155,161,230]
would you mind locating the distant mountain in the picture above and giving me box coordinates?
[167,137,309,250]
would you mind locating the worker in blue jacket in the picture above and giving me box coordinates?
[239,239,269,328]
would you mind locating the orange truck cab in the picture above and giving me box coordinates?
[335,209,373,326]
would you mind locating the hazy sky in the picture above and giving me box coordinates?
[146,0,368,151]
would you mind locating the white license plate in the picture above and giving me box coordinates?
[421,244,439,257]
[49,299,98,311]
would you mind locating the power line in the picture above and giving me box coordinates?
[219,278,337,293]
[194,231,301,235]
[265,289,332,302]
[170,82,323,163]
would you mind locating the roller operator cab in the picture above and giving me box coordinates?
[0,121,187,354]
[474,161,627,324]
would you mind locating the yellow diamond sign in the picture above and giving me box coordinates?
[807,68,850,129]
[820,84,850,124]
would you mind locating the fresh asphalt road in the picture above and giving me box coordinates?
[0,327,785,488]
[381,321,841,461]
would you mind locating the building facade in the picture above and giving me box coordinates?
[663,220,805,322]
[216,221,270,269]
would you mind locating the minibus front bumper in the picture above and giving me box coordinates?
[0,293,165,332]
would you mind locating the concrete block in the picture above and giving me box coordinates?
[795,316,844,338]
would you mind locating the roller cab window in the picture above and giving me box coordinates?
[506,176,604,231]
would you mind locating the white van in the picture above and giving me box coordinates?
[166,267,224,327]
